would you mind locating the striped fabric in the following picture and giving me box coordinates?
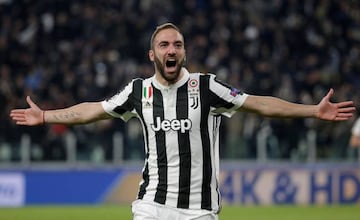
[102,68,248,212]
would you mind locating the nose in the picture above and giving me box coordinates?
[167,45,176,55]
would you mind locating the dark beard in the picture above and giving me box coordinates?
[154,56,185,84]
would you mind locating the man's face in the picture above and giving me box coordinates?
[149,28,186,84]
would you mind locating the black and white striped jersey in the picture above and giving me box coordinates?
[101,68,248,212]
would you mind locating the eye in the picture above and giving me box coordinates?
[159,43,168,48]
[175,43,183,48]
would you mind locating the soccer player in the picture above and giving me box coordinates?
[10,23,356,220]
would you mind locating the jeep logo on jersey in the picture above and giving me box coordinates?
[151,117,192,133]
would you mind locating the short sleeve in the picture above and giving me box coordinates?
[101,80,138,122]
[208,74,249,118]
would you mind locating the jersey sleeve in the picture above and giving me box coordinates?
[208,74,249,118]
[101,80,138,122]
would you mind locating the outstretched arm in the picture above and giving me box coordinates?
[10,96,112,126]
[239,89,355,121]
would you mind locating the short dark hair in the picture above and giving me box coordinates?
[150,23,182,50]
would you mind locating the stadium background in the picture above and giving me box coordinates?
[0,0,360,213]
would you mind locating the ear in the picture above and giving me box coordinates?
[149,50,154,62]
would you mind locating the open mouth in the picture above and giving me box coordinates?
[166,60,177,68]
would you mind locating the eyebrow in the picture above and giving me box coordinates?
[157,40,183,45]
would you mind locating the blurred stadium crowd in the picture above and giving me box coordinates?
[0,0,360,163]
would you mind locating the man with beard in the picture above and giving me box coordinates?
[10,23,356,220]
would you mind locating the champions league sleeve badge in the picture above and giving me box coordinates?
[230,88,242,97]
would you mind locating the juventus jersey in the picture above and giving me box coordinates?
[101,68,248,212]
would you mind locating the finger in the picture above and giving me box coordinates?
[10,109,26,114]
[325,88,334,100]
[336,101,355,108]
[10,111,26,118]
[334,116,353,121]
[338,107,356,113]
[11,118,27,124]
[11,115,26,121]
[16,121,29,125]
[10,114,25,120]
[26,96,41,110]
[26,96,36,108]
[337,112,354,118]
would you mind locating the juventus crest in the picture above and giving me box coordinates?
[188,79,199,109]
